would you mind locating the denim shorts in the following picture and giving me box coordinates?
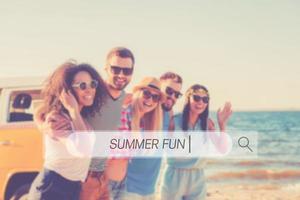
[161,166,206,200]
[28,168,81,200]
[109,179,126,200]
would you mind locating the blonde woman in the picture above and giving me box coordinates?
[112,77,164,200]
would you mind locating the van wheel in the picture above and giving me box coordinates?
[9,184,30,200]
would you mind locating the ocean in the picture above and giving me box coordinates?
[206,111,300,185]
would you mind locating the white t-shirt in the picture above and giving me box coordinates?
[44,114,94,181]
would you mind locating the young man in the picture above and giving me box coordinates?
[35,47,135,200]
[159,72,183,131]
[84,47,134,200]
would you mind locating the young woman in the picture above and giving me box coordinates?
[161,84,232,200]
[112,77,164,200]
[28,61,107,200]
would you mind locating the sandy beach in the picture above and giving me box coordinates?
[207,183,300,200]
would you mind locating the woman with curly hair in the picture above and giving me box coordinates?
[28,60,107,200]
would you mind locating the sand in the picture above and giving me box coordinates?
[206,183,300,200]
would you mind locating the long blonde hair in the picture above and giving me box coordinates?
[130,89,162,131]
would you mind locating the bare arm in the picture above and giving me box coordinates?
[105,106,129,181]
[59,90,88,131]
[34,105,72,139]
[217,102,232,132]
[168,110,175,131]
[34,89,88,140]
[208,102,233,154]
[58,90,94,156]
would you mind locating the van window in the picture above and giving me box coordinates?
[8,90,42,122]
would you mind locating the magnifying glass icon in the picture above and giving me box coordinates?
[238,136,253,152]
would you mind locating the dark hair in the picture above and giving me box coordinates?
[160,72,182,84]
[106,47,135,67]
[40,60,107,119]
[65,63,107,117]
[182,84,209,131]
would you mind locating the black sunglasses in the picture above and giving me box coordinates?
[192,95,209,103]
[110,65,133,76]
[142,89,161,102]
[72,80,98,90]
[165,87,182,99]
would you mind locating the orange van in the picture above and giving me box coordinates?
[0,77,44,200]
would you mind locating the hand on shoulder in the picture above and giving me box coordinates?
[43,111,72,139]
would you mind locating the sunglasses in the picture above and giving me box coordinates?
[72,80,98,90]
[110,65,133,76]
[142,89,161,103]
[165,87,182,99]
[192,95,209,104]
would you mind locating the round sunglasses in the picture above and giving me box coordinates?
[142,89,161,102]
[72,80,98,90]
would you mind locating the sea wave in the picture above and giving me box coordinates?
[207,160,300,167]
[208,169,300,181]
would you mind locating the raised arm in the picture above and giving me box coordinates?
[208,102,233,154]
[59,90,88,131]
[217,102,232,132]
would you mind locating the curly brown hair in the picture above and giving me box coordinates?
[39,60,107,119]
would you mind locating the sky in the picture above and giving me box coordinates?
[0,0,299,111]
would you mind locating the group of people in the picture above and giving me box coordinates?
[28,47,232,200]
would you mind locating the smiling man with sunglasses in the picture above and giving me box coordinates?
[105,51,134,94]
[84,47,135,200]
[159,72,183,131]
